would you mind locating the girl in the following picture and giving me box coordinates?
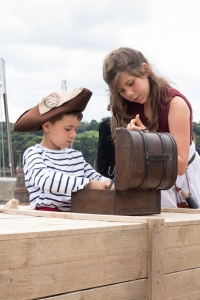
[103,47,200,208]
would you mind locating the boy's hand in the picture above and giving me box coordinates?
[104,179,115,190]
[86,179,115,190]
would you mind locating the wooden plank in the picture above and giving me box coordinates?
[164,223,200,248]
[164,268,200,299]
[40,279,147,300]
[0,214,147,241]
[0,223,148,299]
[163,223,200,274]
[162,208,200,214]
[160,213,200,226]
[0,227,148,270]
[169,291,200,300]
[148,218,164,300]
[2,209,200,299]
[0,213,29,219]
[4,208,200,226]
[3,208,151,223]
[165,244,200,273]
[0,252,147,300]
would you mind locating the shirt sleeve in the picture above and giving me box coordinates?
[23,148,92,194]
[83,158,109,183]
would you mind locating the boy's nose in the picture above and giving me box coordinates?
[70,130,76,138]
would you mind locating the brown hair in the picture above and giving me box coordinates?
[103,47,171,138]
[49,111,83,125]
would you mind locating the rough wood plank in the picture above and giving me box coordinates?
[0,254,147,300]
[0,215,146,241]
[165,244,200,274]
[170,291,200,300]
[0,222,148,300]
[0,227,148,270]
[162,208,200,214]
[164,223,200,248]
[4,208,200,226]
[3,208,150,223]
[0,213,29,219]
[148,218,164,300]
[164,268,200,299]
[160,213,200,226]
[163,223,200,274]
[40,280,147,300]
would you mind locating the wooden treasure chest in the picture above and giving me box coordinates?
[71,128,178,216]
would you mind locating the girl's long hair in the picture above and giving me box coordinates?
[103,47,171,139]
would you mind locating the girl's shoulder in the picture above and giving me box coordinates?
[164,86,189,101]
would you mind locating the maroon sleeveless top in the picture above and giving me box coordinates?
[127,86,193,144]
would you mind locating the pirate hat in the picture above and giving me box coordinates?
[13,87,92,132]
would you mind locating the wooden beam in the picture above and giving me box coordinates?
[148,218,164,300]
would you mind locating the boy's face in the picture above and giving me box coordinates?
[42,114,80,150]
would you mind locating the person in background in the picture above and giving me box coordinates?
[102,47,200,208]
[97,116,115,180]
[13,87,114,212]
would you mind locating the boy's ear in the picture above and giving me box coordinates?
[42,121,50,132]
[141,63,151,76]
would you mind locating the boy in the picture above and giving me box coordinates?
[13,87,113,212]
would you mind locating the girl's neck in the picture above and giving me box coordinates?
[143,99,152,121]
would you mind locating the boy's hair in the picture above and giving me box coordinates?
[49,111,83,124]
[103,47,171,138]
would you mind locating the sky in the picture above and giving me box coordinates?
[0,0,200,124]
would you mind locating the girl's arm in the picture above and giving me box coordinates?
[168,96,190,175]
[127,97,191,176]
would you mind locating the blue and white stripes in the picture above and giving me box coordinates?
[23,144,106,211]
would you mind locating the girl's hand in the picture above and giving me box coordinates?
[127,114,147,131]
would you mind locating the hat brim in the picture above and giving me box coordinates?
[13,88,92,132]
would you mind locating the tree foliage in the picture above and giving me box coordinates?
[0,119,105,173]
[193,122,200,148]
[1,119,200,175]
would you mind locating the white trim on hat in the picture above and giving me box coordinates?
[39,87,84,115]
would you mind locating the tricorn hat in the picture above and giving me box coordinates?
[13,87,92,132]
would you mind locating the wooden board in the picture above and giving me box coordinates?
[2,209,200,299]
[162,207,200,214]
[0,213,148,300]
[39,280,147,300]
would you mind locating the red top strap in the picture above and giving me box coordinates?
[128,86,193,144]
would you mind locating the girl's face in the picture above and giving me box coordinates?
[117,70,151,104]
[41,114,80,150]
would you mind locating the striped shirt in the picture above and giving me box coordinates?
[23,144,108,211]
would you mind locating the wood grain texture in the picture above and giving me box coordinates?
[164,269,200,299]
[148,218,164,300]
[40,280,147,300]
[0,214,148,300]
[2,210,200,299]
